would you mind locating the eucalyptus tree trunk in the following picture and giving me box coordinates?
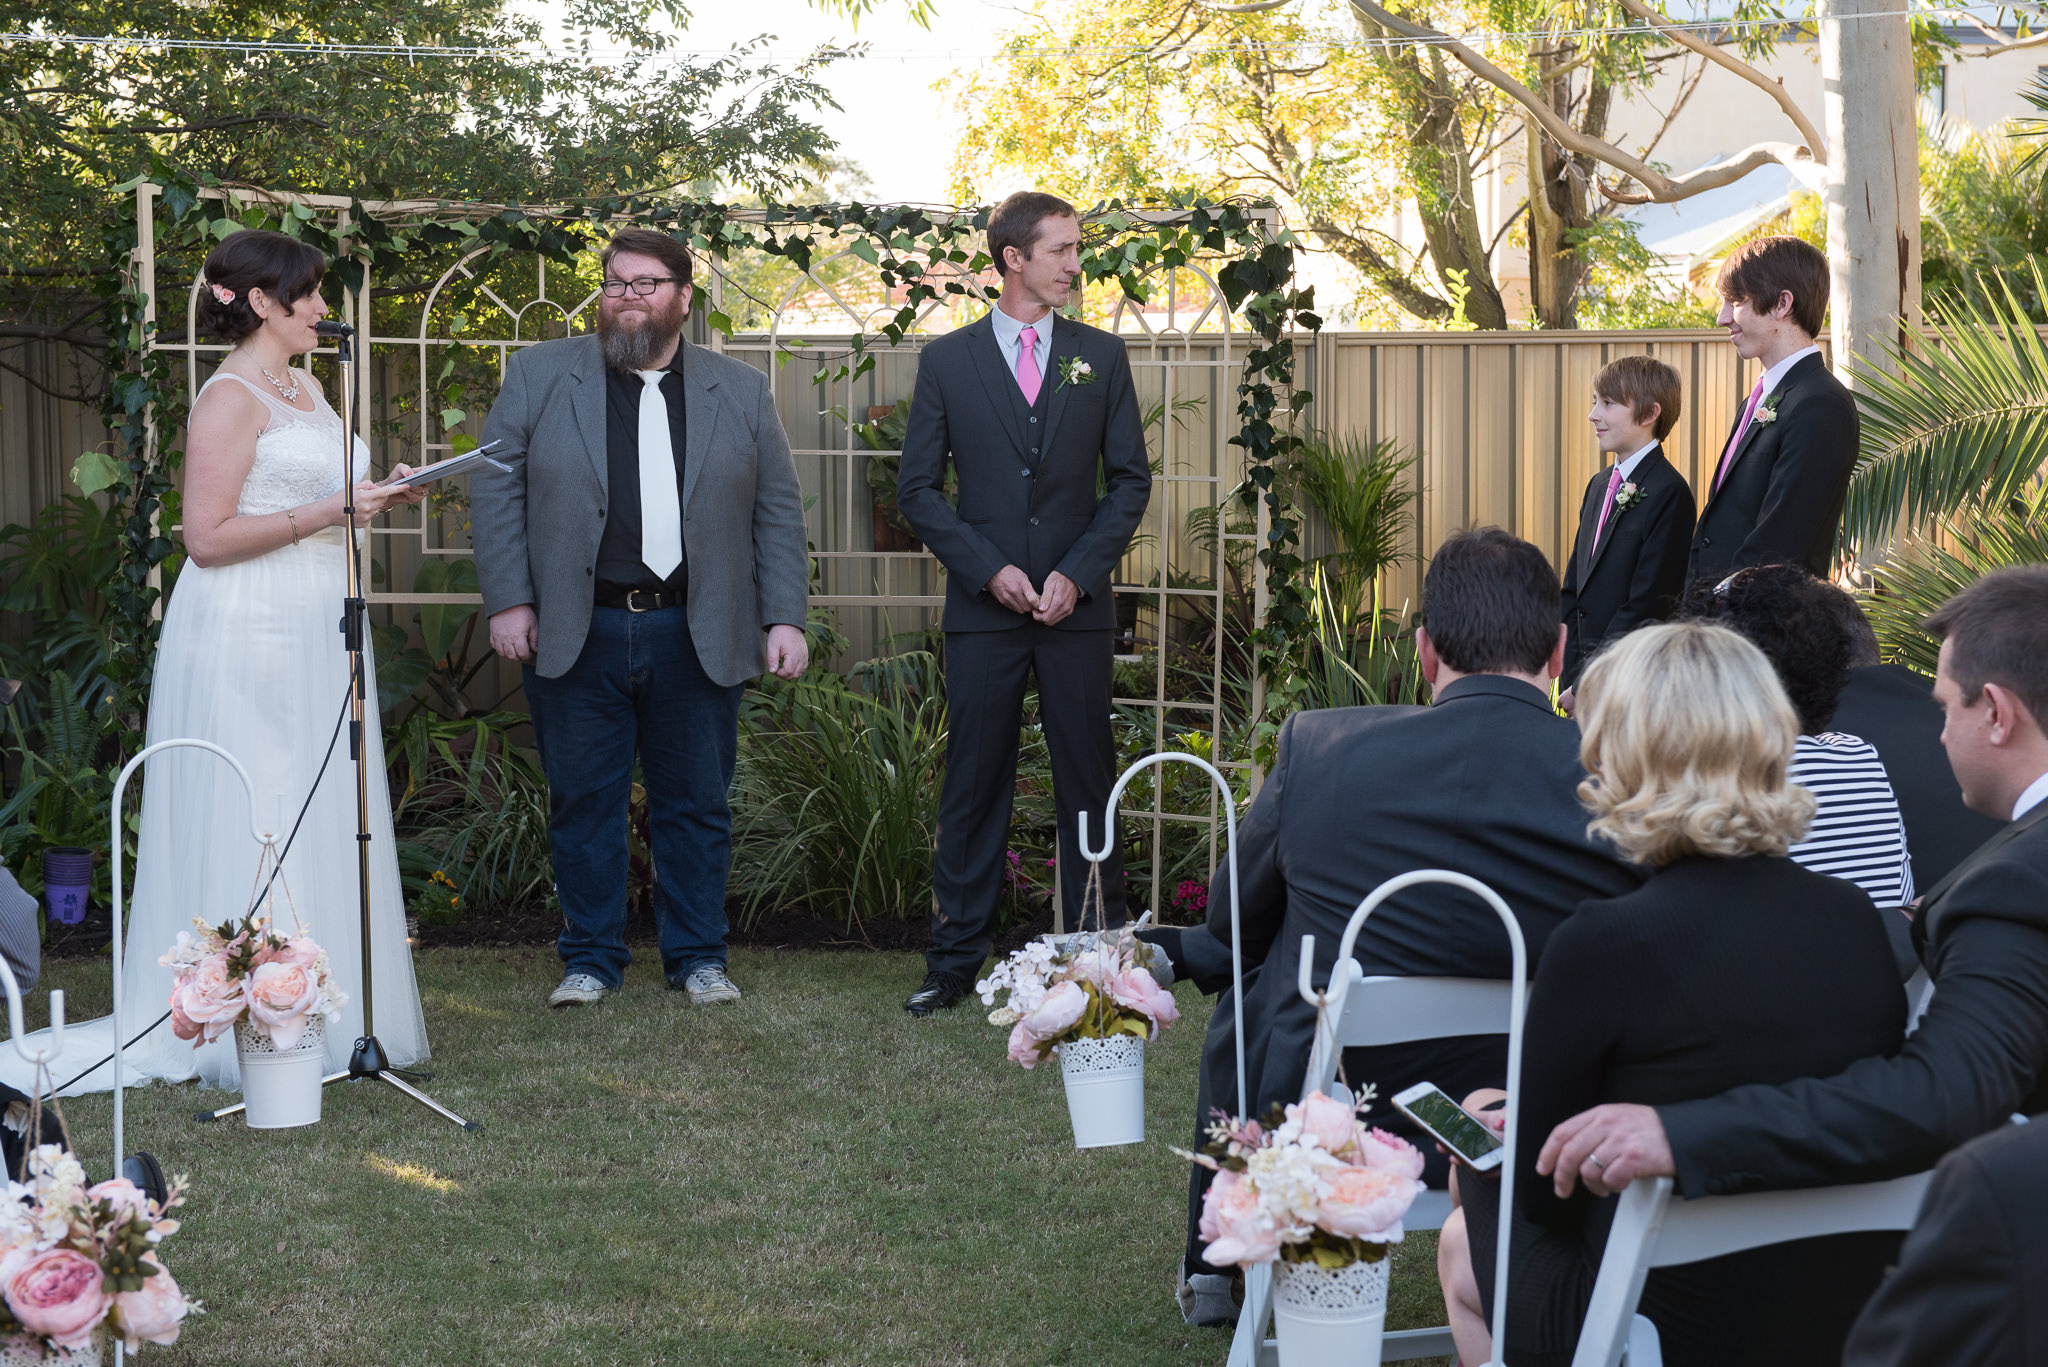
[1819,0,1922,381]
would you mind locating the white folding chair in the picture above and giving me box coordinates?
[1568,1171,1934,1367]
[1229,869,1529,1367]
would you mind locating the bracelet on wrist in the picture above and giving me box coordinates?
[286,508,301,545]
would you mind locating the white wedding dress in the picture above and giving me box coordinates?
[1,369,430,1096]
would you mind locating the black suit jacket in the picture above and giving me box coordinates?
[1177,676,1642,1144]
[1661,799,2048,1197]
[1841,1118,2048,1367]
[1558,445,1696,687]
[1832,664,2007,888]
[897,312,1150,632]
[1688,352,1858,583]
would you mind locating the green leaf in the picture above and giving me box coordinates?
[70,450,124,496]
[439,408,466,431]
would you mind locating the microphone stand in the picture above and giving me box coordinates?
[199,319,478,1131]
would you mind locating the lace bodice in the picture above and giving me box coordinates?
[198,370,370,517]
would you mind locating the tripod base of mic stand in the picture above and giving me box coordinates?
[193,1035,481,1130]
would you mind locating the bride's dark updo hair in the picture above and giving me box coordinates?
[196,230,326,342]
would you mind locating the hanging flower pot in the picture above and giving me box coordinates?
[40,847,92,926]
[235,1014,326,1129]
[1057,1034,1145,1149]
[1270,1255,1390,1367]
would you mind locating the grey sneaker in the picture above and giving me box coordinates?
[681,965,742,1004]
[1176,1257,1240,1327]
[548,973,610,1008]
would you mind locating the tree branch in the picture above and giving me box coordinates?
[119,111,333,134]
[1611,0,1826,155]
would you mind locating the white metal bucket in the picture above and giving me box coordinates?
[1270,1255,1390,1367]
[1057,1034,1145,1148]
[235,1016,326,1129]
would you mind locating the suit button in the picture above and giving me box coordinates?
[586,567,593,576]
[1031,446,1039,454]
[1029,416,1038,424]
[1030,517,1040,526]
[1021,468,1032,477]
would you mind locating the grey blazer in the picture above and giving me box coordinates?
[470,335,810,685]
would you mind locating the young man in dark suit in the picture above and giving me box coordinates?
[895,191,1152,1016]
[1537,566,2048,1211]
[1689,235,1858,583]
[1558,355,1695,693]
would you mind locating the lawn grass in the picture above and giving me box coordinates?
[32,948,1449,1366]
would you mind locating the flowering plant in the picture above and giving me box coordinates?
[160,914,345,1050]
[0,1145,197,1354]
[1056,355,1096,390]
[977,927,1179,1069]
[1183,1088,1425,1270]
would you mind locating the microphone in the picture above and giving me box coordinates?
[313,320,356,338]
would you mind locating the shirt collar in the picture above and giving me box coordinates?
[990,303,1054,351]
[1758,343,1822,400]
[2014,769,2048,822]
[1613,440,1658,481]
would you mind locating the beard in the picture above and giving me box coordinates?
[597,293,689,371]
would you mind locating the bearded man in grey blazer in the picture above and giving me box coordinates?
[896,191,1152,1016]
[471,229,810,1010]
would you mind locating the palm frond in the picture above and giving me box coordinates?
[1844,262,2048,552]
[1862,505,2048,675]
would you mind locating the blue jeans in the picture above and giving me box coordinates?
[524,606,743,988]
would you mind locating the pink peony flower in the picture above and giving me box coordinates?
[245,960,320,1049]
[1357,1126,1426,1181]
[0,1246,111,1349]
[1018,979,1088,1042]
[1199,1170,1282,1268]
[167,995,199,1042]
[111,1257,188,1349]
[1006,1019,1046,1069]
[254,936,320,970]
[1107,969,1179,1033]
[171,955,246,1043]
[1286,1091,1358,1156]
[1316,1164,1422,1240]
[85,1178,150,1219]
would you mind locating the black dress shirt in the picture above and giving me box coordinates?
[596,354,688,595]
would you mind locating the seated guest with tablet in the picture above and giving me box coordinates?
[1439,622,1906,1367]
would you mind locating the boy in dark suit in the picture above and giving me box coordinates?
[1559,355,1696,694]
[1689,235,1858,583]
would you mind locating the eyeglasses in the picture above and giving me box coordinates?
[600,276,679,298]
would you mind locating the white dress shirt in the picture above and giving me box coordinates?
[2014,769,2048,822]
[990,303,1054,384]
[1610,440,1658,481]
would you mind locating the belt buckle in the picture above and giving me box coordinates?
[626,588,652,613]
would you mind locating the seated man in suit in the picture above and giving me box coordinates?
[1822,587,2004,888]
[1148,527,1642,1324]
[1688,235,1857,583]
[1559,355,1695,695]
[1537,565,2048,1210]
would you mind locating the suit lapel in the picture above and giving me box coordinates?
[1585,446,1666,579]
[677,338,720,513]
[569,335,608,495]
[1705,354,1822,514]
[1038,315,1081,456]
[1923,802,2048,940]
[1573,466,1608,585]
[966,314,1030,458]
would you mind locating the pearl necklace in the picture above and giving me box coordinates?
[260,367,302,403]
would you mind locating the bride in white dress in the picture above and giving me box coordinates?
[3,230,431,1095]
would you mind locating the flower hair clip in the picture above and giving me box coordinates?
[208,282,236,304]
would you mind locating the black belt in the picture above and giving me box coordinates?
[594,585,684,612]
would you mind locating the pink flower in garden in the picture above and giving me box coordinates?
[0,1247,111,1348]
[171,955,246,1043]
[1107,969,1179,1033]
[1286,1091,1359,1157]
[1357,1127,1426,1181]
[111,1257,188,1348]
[245,960,320,1049]
[1018,980,1088,1042]
[1199,1170,1282,1268]
[1315,1164,1421,1241]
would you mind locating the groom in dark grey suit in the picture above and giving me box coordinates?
[896,191,1152,1015]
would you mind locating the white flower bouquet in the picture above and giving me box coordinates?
[978,928,1180,1068]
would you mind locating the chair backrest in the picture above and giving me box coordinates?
[1302,969,1517,1098]
[1570,1171,1934,1367]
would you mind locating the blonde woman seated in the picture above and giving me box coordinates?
[1438,623,1906,1367]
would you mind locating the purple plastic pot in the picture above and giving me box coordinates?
[42,847,92,925]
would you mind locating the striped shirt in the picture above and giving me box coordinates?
[1788,731,1916,907]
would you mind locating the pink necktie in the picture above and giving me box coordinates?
[1592,465,1625,549]
[1714,380,1766,495]
[1016,326,1041,405]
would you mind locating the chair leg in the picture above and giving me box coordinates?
[1227,1263,1273,1367]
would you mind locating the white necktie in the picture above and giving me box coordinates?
[637,369,683,580]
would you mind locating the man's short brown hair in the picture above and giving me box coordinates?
[1593,355,1683,441]
[601,228,695,292]
[1922,565,2048,728]
[1715,235,1829,340]
[986,191,1078,277]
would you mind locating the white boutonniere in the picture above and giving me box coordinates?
[1056,356,1096,391]
[1611,480,1646,514]
[1754,392,1781,426]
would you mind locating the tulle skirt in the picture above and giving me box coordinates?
[1,528,429,1096]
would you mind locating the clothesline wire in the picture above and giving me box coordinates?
[0,6,2033,64]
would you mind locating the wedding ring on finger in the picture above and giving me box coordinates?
[1589,1153,1608,1170]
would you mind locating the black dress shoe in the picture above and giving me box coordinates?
[904,970,970,1016]
[122,1151,168,1207]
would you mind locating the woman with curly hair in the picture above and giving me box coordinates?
[1437,622,1906,1367]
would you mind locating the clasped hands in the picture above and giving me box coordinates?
[986,565,1079,625]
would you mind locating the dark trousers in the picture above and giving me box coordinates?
[525,605,743,988]
[929,624,1126,979]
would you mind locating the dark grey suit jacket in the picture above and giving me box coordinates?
[470,335,809,684]
[1841,1118,2048,1367]
[1178,676,1642,1138]
[896,312,1150,632]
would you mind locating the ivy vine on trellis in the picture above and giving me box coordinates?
[89,178,1322,745]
